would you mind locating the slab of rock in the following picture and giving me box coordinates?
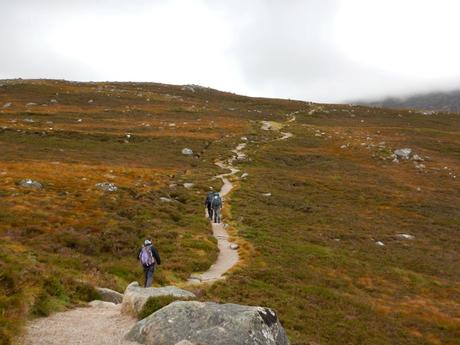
[181,148,193,156]
[126,301,289,345]
[20,179,42,189]
[96,287,123,304]
[121,282,196,316]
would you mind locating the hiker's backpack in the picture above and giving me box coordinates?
[139,246,155,266]
[211,193,222,209]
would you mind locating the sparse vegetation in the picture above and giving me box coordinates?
[138,295,192,320]
[0,79,459,345]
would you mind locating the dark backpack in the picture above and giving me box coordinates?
[211,193,222,209]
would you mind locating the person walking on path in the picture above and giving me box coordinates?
[211,192,222,224]
[205,188,214,220]
[138,239,161,287]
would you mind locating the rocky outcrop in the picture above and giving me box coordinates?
[96,287,123,304]
[121,282,196,316]
[125,301,289,345]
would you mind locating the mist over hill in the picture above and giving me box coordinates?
[356,89,460,113]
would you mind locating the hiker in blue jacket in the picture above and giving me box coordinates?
[205,189,214,220]
[138,239,161,287]
[211,192,222,223]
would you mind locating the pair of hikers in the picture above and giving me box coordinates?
[205,188,222,223]
[138,239,161,287]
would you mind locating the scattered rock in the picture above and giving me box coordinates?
[230,243,239,250]
[19,179,43,189]
[340,144,348,149]
[414,163,426,170]
[181,148,193,156]
[394,148,412,160]
[241,136,248,141]
[95,287,123,304]
[240,173,249,179]
[412,154,424,162]
[95,182,118,192]
[50,99,58,104]
[121,282,196,317]
[183,183,194,189]
[125,301,289,345]
[160,197,174,203]
[375,241,385,246]
[397,234,415,240]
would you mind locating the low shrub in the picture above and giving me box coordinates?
[138,295,192,320]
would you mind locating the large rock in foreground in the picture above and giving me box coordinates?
[125,301,289,345]
[121,282,196,316]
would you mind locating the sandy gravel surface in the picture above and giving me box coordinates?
[20,304,138,345]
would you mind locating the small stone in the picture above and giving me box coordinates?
[394,148,412,160]
[20,179,42,189]
[160,197,174,202]
[240,173,249,179]
[412,154,424,162]
[95,182,118,192]
[26,102,37,107]
[88,99,94,103]
[375,241,385,246]
[230,243,239,250]
[2,102,12,108]
[262,193,272,197]
[183,183,194,189]
[182,148,193,156]
[396,234,415,240]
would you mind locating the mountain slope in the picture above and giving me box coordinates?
[357,89,460,113]
[1,80,459,345]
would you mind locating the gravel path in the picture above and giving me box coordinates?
[20,303,138,345]
[187,143,245,284]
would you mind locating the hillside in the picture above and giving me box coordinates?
[357,89,460,113]
[1,79,459,345]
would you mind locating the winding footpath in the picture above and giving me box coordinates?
[20,113,297,345]
[187,142,246,283]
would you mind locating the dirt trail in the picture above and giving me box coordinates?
[187,143,244,284]
[20,303,137,345]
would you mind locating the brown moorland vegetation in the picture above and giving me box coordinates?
[0,79,459,345]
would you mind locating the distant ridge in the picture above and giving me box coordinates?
[355,89,460,113]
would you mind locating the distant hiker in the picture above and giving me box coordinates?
[205,188,214,220]
[211,192,222,223]
[138,239,161,288]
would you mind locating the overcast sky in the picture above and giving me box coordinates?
[2,0,460,102]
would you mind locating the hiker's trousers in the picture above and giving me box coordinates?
[213,208,221,223]
[143,264,155,287]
